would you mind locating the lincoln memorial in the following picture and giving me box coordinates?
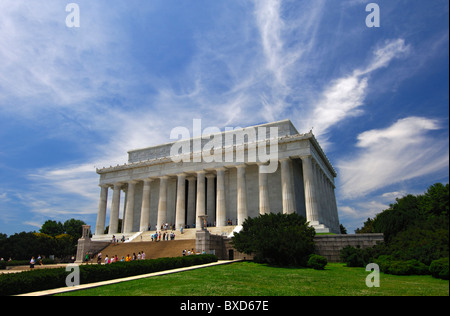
[92,119,341,240]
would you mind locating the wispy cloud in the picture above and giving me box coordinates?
[337,116,449,199]
[306,39,410,141]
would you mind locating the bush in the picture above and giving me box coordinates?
[429,258,449,280]
[232,213,316,267]
[307,255,327,270]
[374,255,394,273]
[0,254,218,296]
[386,259,429,276]
[340,246,374,267]
[374,256,429,276]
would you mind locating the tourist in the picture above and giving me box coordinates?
[84,252,89,264]
[141,251,146,260]
[182,249,186,256]
[138,252,141,260]
[97,252,102,264]
[125,254,131,262]
[29,256,35,270]
[114,255,118,263]
[105,255,109,264]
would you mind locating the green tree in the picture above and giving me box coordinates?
[40,220,64,237]
[63,218,86,241]
[231,213,316,266]
[420,183,449,217]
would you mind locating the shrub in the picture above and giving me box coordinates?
[340,246,373,267]
[374,255,394,273]
[429,258,449,280]
[0,254,218,296]
[232,213,316,267]
[386,259,429,276]
[374,257,429,276]
[307,255,327,270]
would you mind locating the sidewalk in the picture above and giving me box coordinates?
[16,260,240,296]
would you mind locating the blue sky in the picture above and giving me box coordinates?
[0,0,448,235]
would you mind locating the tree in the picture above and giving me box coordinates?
[40,220,64,237]
[349,183,449,267]
[231,213,316,266]
[63,218,86,241]
[420,183,449,217]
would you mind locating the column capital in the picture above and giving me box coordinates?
[205,173,216,179]
[235,163,247,169]
[112,182,123,189]
[196,170,206,175]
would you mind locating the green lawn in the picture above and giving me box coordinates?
[57,262,448,296]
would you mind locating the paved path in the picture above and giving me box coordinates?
[15,260,240,296]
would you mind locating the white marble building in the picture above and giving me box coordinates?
[93,120,340,239]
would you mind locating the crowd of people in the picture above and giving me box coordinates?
[96,251,146,264]
[150,231,175,241]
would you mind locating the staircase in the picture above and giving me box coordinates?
[94,240,196,262]
[92,226,237,262]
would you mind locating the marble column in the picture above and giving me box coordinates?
[95,185,108,235]
[215,168,227,227]
[157,176,169,230]
[196,171,206,229]
[108,183,122,235]
[175,173,186,231]
[258,164,270,215]
[139,179,153,232]
[301,156,319,224]
[280,158,295,214]
[124,180,138,233]
[206,173,216,226]
[187,176,196,227]
[236,164,248,226]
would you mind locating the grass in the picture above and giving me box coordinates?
[56,261,449,296]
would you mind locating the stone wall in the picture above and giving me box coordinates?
[198,231,383,263]
[196,230,252,260]
[314,234,384,262]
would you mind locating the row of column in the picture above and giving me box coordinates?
[95,156,331,235]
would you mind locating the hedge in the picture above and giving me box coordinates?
[0,259,56,270]
[0,254,218,296]
[429,258,449,280]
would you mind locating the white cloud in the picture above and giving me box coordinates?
[307,39,410,141]
[337,116,449,199]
